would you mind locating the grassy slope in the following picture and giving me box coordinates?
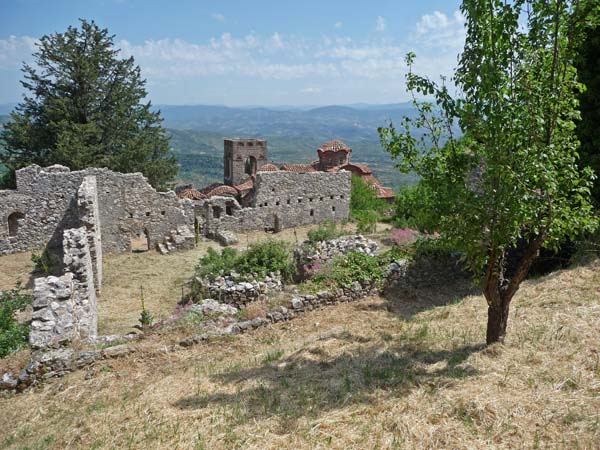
[0,251,598,448]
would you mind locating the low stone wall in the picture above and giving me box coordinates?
[180,279,378,346]
[194,272,283,306]
[294,235,379,279]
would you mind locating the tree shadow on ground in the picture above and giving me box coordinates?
[377,275,481,321]
[175,335,483,428]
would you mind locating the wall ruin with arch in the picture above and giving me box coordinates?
[0,164,195,257]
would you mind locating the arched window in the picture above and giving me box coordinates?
[244,156,257,176]
[8,212,25,237]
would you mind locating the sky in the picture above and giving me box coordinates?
[0,0,465,106]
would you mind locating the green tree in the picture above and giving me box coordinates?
[0,19,177,189]
[379,0,597,344]
[576,4,600,206]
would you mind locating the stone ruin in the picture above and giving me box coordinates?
[0,138,357,387]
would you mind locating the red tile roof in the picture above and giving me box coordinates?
[258,163,279,172]
[177,188,207,200]
[361,174,395,199]
[340,163,373,175]
[318,140,351,153]
[233,178,254,192]
[199,183,239,198]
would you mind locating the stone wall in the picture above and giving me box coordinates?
[29,227,98,349]
[77,176,102,292]
[0,164,195,256]
[193,272,283,306]
[199,171,351,236]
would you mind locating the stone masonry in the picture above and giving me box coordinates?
[199,170,351,237]
[30,227,98,349]
[0,164,195,256]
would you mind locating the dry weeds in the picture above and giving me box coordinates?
[0,251,598,449]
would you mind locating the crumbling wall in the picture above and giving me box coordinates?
[29,227,97,349]
[77,176,102,292]
[199,171,351,236]
[0,164,195,256]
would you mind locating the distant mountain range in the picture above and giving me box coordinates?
[157,103,417,142]
[0,103,423,190]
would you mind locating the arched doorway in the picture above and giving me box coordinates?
[8,212,25,237]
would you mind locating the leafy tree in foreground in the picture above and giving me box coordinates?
[379,0,597,344]
[0,19,177,190]
[576,7,600,206]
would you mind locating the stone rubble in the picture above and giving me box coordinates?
[294,234,379,279]
[195,272,283,306]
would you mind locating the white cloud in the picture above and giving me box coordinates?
[375,16,386,32]
[211,12,225,22]
[0,35,38,69]
[334,21,343,29]
[300,87,322,94]
[414,10,465,49]
[0,9,466,103]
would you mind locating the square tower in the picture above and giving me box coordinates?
[224,138,268,186]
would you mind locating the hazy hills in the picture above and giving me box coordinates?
[0,103,420,191]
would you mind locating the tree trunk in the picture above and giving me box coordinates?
[486,300,511,344]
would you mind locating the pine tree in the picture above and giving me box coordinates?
[0,19,177,190]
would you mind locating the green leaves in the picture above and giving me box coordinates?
[379,0,598,279]
[0,19,178,189]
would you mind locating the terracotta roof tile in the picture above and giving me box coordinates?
[258,163,279,172]
[233,178,254,191]
[340,163,373,175]
[318,140,351,153]
[199,183,239,198]
[177,188,207,200]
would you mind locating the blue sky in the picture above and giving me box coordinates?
[0,0,464,106]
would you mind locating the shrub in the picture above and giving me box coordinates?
[195,241,295,282]
[354,210,378,234]
[393,182,439,232]
[0,284,32,358]
[350,175,387,222]
[31,246,53,275]
[307,221,342,243]
[413,237,455,260]
[313,251,385,288]
[196,247,239,279]
[237,241,295,281]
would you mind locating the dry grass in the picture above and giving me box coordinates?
[0,250,598,448]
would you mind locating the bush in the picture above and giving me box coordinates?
[313,251,385,288]
[0,284,32,358]
[195,241,295,282]
[31,246,54,275]
[307,221,343,243]
[237,241,295,281]
[350,175,387,222]
[393,182,439,232]
[354,210,378,234]
[196,247,239,279]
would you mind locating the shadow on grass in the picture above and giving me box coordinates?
[175,339,483,426]
[379,276,480,320]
